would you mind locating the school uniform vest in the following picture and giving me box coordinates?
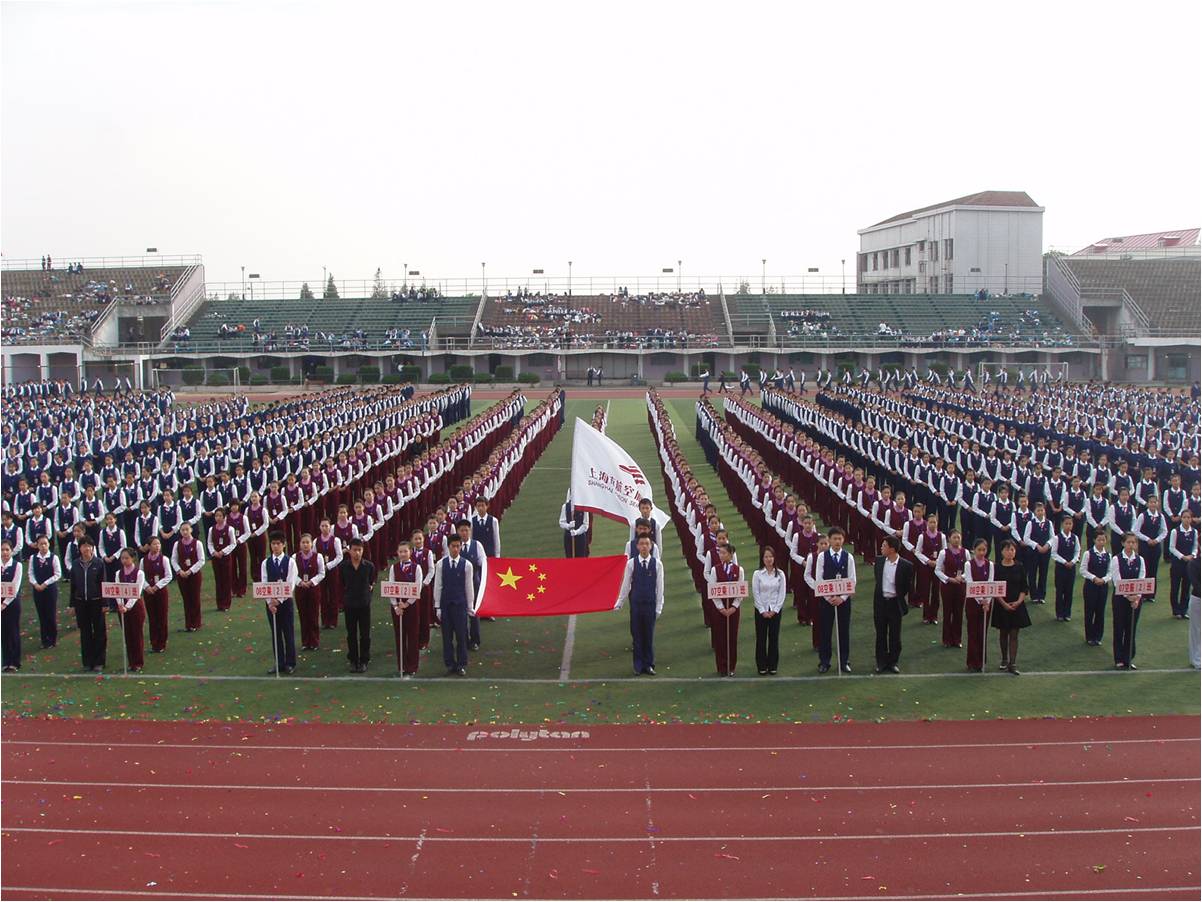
[1088,497,1108,524]
[159,504,179,531]
[177,540,199,571]
[179,498,199,523]
[1136,513,1163,541]
[1189,496,1201,519]
[1118,554,1142,581]
[135,516,156,546]
[1113,472,1133,495]
[2,561,17,584]
[247,506,266,532]
[139,478,157,501]
[471,515,497,557]
[283,486,301,508]
[821,549,849,580]
[1174,529,1197,559]
[1165,489,1186,517]
[1,524,20,549]
[1136,481,1158,506]
[296,552,321,580]
[56,504,78,530]
[886,505,908,531]
[392,560,418,583]
[440,557,468,606]
[969,557,991,581]
[100,527,124,556]
[630,557,657,606]
[1085,549,1110,579]
[1111,503,1134,533]
[1029,519,1052,547]
[37,484,56,506]
[201,489,220,514]
[1057,533,1078,560]
[79,471,99,491]
[211,525,233,552]
[265,554,291,582]
[15,492,35,517]
[333,521,354,544]
[31,554,57,585]
[118,566,140,586]
[143,554,165,588]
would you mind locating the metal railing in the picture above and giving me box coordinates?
[2,254,202,271]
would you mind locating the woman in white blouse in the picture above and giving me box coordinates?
[752,546,787,675]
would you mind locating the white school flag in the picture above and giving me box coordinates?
[570,418,670,529]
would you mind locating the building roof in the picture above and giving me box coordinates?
[870,190,1042,227]
[1071,228,1200,256]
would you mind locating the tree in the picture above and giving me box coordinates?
[299,282,315,300]
[370,267,388,299]
[226,292,240,301]
[324,274,339,300]
[736,280,751,295]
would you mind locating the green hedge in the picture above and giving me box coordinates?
[336,373,359,385]
[493,365,514,381]
[311,365,334,383]
[381,374,404,384]
[270,365,291,383]
[449,364,474,380]
[472,372,494,384]
[236,366,251,385]
[206,372,231,387]
[399,365,421,381]
[358,366,381,384]
[249,373,270,386]
[429,372,451,384]
[664,371,689,383]
[517,372,540,384]
[182,368,204,386]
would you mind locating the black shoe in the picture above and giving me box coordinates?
[1128,662,1137,671]
[469,643,480,651]
[91,665,104,673]
[446,668,458,676]
[840,663,852,674]
[818,663,830,674]
[1007,664,1020,675]
[268,667,281,675]
[759,669,769,676]
[874,665,884,674]
[1115,662,1127,670]
[456,667,466,676]
[284,666,296,674]
[645,666,656,675]
[768,669,777,675]
[888,664,900,674]
[999,661,1010,671]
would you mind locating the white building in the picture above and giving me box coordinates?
[856,190,1044,296]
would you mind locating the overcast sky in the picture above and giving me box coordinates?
[3,0,1199,290]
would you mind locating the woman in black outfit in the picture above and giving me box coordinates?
[992,540,1031,674]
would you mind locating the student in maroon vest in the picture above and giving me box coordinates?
[900,501,927,607]
[789,514,819,626]
[226,499,250,598]
[140,537,173,653]
[389,540,424,677]
[314,518,344,630]
[935,530,967,650]
[293,533,327,650]
[206,507,238,612]
[914,512,946,625]
[282,475,304,551]
[297,470,319,540]
[264,481,289,543]
[706,544,745,677]
[412,528,437,649]
[115,548,147,672]
[245,492,269,579]
[962,539,994,671]
[171,521,205,631]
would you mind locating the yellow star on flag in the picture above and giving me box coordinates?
[538,572,547,582]
[497,567,523,590]
[528,564,539,573]
[526,592,535,601]
[538,585,547,594]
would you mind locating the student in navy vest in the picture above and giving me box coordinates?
[1167,509,1198,620]
[1132,495,1169,598]
[1,540,24,671]
[559,491,590,558]
[1021,502,1053,604]
[433,535,474,676]
[1079,531,1112,647]
[1050,516,1081,622]
[1107,487,1137,556]
[157,488,181,561]
[260,531,298,675]
[616,534,664,675]
[455,520,487,650]
[1110,533,1147,670]
[27,534,62,648]
[814,527,856,674]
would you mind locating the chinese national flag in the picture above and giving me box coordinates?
[475,556,628,618]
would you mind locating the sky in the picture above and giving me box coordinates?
[2,0,1199,292]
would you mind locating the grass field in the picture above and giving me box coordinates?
[2,396,1198,724]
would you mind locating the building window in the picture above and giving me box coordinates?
[872,253,878,271]
[904,246,912,266]
[944,274,954,293]
[890,249,899,268]
[931,242,938,262]
[917,240,925,252]
[929,276,939,293]
[859,254,868,273]
[944,238,954,261]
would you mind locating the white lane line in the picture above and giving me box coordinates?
[558,615,577,681]
[1,887,1200,902]
[2,825,1196,843]
[4,737,1195,753]
[4,777,1195,795]
[1,666,1197,683]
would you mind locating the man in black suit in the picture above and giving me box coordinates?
[873,535,914,674]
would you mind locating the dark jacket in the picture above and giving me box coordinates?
[69,555,105,606]
[873,555,914,617]
[339,558,377,608]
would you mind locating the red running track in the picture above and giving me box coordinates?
[1,716,1198,900]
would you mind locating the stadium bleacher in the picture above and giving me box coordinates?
[475,290,723,349]
[1,263,187,345]
[171,294,479,351]
[725,292,1078,347]
[1059,257,1200,336]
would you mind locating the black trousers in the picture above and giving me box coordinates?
[266,599,296,670]
[818,598,851,668]
[1053,563,1076,619]
[344,605,371,667]
[1031,551,1050,601]
[754,610,781,673]
[1112,594,1142,666]
[1,599,21,669]
[32,587,58,646]
[873,598,903,668]
[1169,559,1191,616]
[1083,581,1107,643]
[442,603,469,670]
[563,531,589,558]
[73,598,107,669]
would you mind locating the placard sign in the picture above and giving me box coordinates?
[708,581,748,600]
[381,581,421,599]
[253,582,292,599]
[101,582,141,599]
[1115,578,1156,597]
[814,579,856,597]
[966,581,1006,599]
